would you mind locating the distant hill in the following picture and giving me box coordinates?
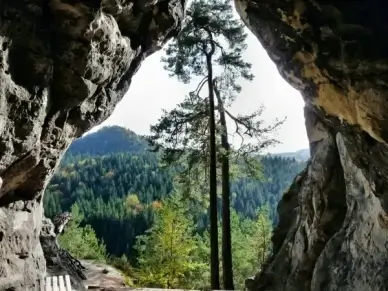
[67,126,147,157]
[73,126,310,162]
[45,126,306,259]
[271,148,310,162]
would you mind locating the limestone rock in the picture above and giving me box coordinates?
[235,1,388,290]
[0,0,184,289]
[0,201,45,290]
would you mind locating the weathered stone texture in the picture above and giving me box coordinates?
[235,1,388,290]
[0,1,184,289]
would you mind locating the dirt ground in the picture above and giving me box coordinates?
[81,260,128,290]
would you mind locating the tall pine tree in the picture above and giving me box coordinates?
[149,0,283,289]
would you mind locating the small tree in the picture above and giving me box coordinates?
[125,193,143,215]
[254,205,273,266]
[59,203,107,261]
[134,195,207,289]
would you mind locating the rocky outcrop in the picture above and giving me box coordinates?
[40,216,87,291]
[0,1,183,289]
[235,1,388,290]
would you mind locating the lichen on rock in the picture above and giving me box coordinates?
[0,0,184,289]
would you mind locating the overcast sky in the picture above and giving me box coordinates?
[93,27,309,154]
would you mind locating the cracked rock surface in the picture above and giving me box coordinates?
[0,0,183,289]
[235,1,388,290]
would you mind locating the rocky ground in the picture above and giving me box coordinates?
[81,260,129,290]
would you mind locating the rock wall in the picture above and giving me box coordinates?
[0,1,184,289]
[235,1,388,290]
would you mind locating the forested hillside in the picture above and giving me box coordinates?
[44,126,306,260]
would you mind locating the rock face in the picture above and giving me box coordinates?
[235,1,388,290]
[0,1,183,289]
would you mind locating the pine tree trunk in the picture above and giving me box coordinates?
[214,82,234,290]
[206,54,220,290]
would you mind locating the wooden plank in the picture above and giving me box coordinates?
[58,276,65,291]
[64,275,72,291]
[52,276,59,291]
[41,275,72,291]
[45,277,52,291]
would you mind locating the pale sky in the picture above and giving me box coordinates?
[92,28,309,154]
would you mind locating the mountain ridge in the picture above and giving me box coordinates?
[270,148,310,162]
[72,125,310,161]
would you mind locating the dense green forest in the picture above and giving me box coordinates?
[44,126,306,259]
[58,194,273,289]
